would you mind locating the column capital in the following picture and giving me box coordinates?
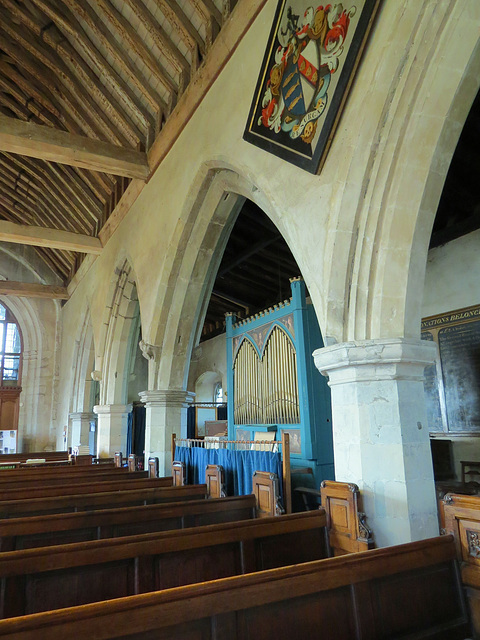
[313,337,437,385]
[93,403,132,416]
[138,389,195,407]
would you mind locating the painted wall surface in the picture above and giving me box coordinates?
[422,229,480,479]
[54,0,480,453]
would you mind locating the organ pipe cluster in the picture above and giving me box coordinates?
[234,326,300,425]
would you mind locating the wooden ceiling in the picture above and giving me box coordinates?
[0,0,230,283]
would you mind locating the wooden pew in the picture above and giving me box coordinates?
[0,484,208,518]
[0,511,328,618]
[443,492,480,636]
[0,476,171,500]
[0,465,129,480]
[0,535,469,639]
[0,495,257,551]
[0,469,140,490]
[320,480,374,555]
[0,451,68,464]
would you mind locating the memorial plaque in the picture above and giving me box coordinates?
[422,305,480,434]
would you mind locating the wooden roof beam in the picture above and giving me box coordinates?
[0,220,102,254]
[0,115,150,179]
[0,280,69,300]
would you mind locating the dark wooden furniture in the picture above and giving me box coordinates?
[0,476,171,501]
[172,459,186,486]
[0,451,68,464]
[0,510,327,618]
[0,469,141,490]
[320,480,374,555]
[0,483,208,518]
[0,535,469,639]
[205,464,226,498]
[0,494,257,551]
[461,460,480,486]
[147,457,159,478]
[443,492,480,636]
[252,471,283,517]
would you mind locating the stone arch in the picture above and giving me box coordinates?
[0,295,55,451]
[70,307,96,415]
[98,258,140,405]
[323,1,480,342]
[150,163,321,395]
[194,371,222,403]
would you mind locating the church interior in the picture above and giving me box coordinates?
[0,0,479,636]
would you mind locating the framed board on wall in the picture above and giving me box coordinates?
[422,304,480,435]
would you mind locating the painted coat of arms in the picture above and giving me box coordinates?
[244,1,380,173]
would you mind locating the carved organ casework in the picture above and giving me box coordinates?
[226,278,333,482]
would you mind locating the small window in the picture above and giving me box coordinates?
[214,383,224,403]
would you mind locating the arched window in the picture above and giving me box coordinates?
[214,383,224,404]
[0,304,22,387]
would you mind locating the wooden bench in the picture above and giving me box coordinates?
[0,494,257,551]
[0,535,469,639]
[443,492,480,636]
[0,476,172,500]
[0,511,328,618]
[0,484,208,518]
[0,469,141,490]
[0,451,69,464]
[0,465,129,480]
[321,480,374,555]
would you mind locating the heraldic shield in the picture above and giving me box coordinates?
[244,0,380,173]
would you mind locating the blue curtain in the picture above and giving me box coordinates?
[174,445,283,503]
[133,405,146,456]
[126,412,133,457]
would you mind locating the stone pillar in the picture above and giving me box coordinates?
[313,338,438,547]
[93,404,131,457]
[68,412,95,449]
[139,390,195,476]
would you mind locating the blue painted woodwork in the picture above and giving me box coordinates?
[226,278,334,487]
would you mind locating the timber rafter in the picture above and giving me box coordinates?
[0,0,236,284]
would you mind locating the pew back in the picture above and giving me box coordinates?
[0,484,208,518]
[0,511,328,618]
[0,476,171,500]
[0,535,469,639]
[0,495,257,551]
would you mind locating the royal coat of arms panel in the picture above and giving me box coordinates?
[244,0,380,173]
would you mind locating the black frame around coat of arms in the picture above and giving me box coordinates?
[243,0,381,174]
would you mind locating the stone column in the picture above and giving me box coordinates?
[68,412,95,450]
[313,338,438,547]
[93,404,132,457]
[139,390,195,476]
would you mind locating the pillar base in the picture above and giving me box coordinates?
[93,404,131,458]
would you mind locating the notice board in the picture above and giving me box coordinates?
[422,304,480,434]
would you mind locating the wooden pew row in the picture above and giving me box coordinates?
[443,492,480,636]
[0,465,129,479]
[0,476,172,501]
[0,510,327,619]
[0,484,208,518]
[0,469,141,490]
[0,535,469,640]
[0,495,257,551]
[0,452,68,463]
